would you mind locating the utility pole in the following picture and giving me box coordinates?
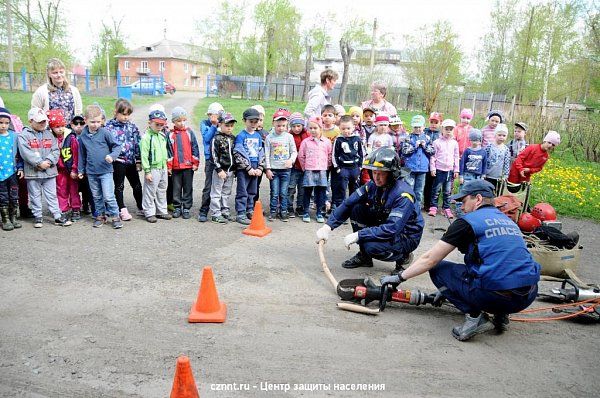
[105,43,111,86]
[6,0,15,89]
[369,18,377,77]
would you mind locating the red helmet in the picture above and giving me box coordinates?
[518,212,542,233]
[531,203,557,221]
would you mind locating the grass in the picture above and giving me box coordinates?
[0,89,157,123]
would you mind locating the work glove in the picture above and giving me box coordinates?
[379,273,405,290]
[344,232,359,250]
[316,224,332,243]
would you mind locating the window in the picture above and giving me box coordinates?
[124,76,130,83]
[184,63,189,73]
[159,61,165,72]
[124,60,130,70]
[184,78,189,87]
[141,60,148,70]
[192,66,197,76]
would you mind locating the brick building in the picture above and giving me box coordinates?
[116,39,214,92]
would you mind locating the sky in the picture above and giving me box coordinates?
[64,0,493,67]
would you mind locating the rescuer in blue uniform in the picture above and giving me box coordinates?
[381,179,540,341]
[316,147,424,272]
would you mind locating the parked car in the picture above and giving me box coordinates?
[128,80,175,95]
[164,82,176,94]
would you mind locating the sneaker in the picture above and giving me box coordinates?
[198,213,208,222]
[280,212,289,222]
[302,214,310,223]
[246,211,254,220]
[492,313,510,333]
[428,207,437,217]
[316,214,325,223]
[119,207,133,221]
[146,216,158,223]
[82,206,91,215]
[236,215,251,225]
[112,217,123,229]
[211,215,228,224]
[182,209,191,219]
[341,252,374,269]
[93,217,105,228]
[156,213,172,220]
[136,209,145,217]
[444,208,454,219]
[288,209,296,219]
[452,313,495,341]
[34,217,43,228]
[222,213,231,221]
[295,208,305,218]
[167,204,175,212]
[172,208,182,218]
[71,210,81,221]
[54,216,72,227]
[268,213,276,222]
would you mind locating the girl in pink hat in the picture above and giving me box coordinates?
[508,131,560,184]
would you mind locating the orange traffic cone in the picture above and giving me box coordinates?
[170,356,199,398]
[242,201,272,237]
[189,267,227,323]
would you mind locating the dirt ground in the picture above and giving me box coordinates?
[1,92,599,397]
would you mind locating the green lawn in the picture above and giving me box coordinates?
[0,89,156,123]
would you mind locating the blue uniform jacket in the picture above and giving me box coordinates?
[327,178,424,245]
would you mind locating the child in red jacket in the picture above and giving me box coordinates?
[508,131,560,184]
[167,107,200,219]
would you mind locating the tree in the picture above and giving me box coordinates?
[402,21,463,115]
[338,18,371,104]
[301,18,331,100]
[90,17,128,78]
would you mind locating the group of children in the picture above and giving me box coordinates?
[0,97,560,231]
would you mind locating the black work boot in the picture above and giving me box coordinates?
[9,205,21,229]
[492,313,510,332]
[393,252,414,274]
[342,251,373,269]
[1,206,14,231]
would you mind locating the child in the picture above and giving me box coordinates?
[454,108,473,157]
[209,113,237,224]
[233,108,265,225]
[71,114,94,216]
[481,110,504,148]
[321,104,340,144]
[167,107,200,219]
[18,107,71,228]
[264,109,297,221]
[361,107,377,144]
[485,123,511,194]
[401,115,434,211]
[334,104,346,125]
[77,105,122,229]
[367,114,394,152]
[140,109,172,223]
[104,99,143,221]
[459,129,488,185]
[508,122,529,163]
[331,115,363,209]
[428,119,459,219]
[0,107,23,230]
[389,115,408,153]
[347,106,363,137]
[47,109,80,221]
[423,112,442,206]
[508,131,560,185]
[298,117,331,223]
[198,102,224,222]
[287,112,310,218]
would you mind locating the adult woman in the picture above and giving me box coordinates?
[360,81,397,116]
[31,58,82,123]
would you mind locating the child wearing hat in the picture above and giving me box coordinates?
[0,107,23,230]
[198,102,224,222]
[48,109,81,221]
[423,112,442,206]
[18,107,71,228]
[456,128,487,217]
[402,115,435,211]
[454,108,474,156]
[360,107,377,144]
[481,110,504,148]
[485,123,511,194]
[428,119,459,219]
[209,113,237,224]
[167,107,200,219]
[77,104,122,229]
[508,122,529,163]
[104,99,143,221]
[140,109,172,223]
[347,106,363,138]
[508,131,560,185]
[287,112,310,218]
[367,114,394,152]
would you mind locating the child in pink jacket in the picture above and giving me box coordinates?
[428,119,459,219]
[298,116,332,223]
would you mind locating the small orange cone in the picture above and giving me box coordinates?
[170,356,199,398]
[242,201,272,237]
[188,267,227,323]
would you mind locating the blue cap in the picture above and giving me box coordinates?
[450,179,496,201]
[149,109,167,123]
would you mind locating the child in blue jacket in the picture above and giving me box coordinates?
[401,115,435,211]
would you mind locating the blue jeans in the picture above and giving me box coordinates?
[429,260,537,315]
[88,172,119,218]
[331,167,360,207]
[287,168,304,212]
[409,171,426,211]
[430,170,453,209]
[235,170,258,214]
[269,169,291,214]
